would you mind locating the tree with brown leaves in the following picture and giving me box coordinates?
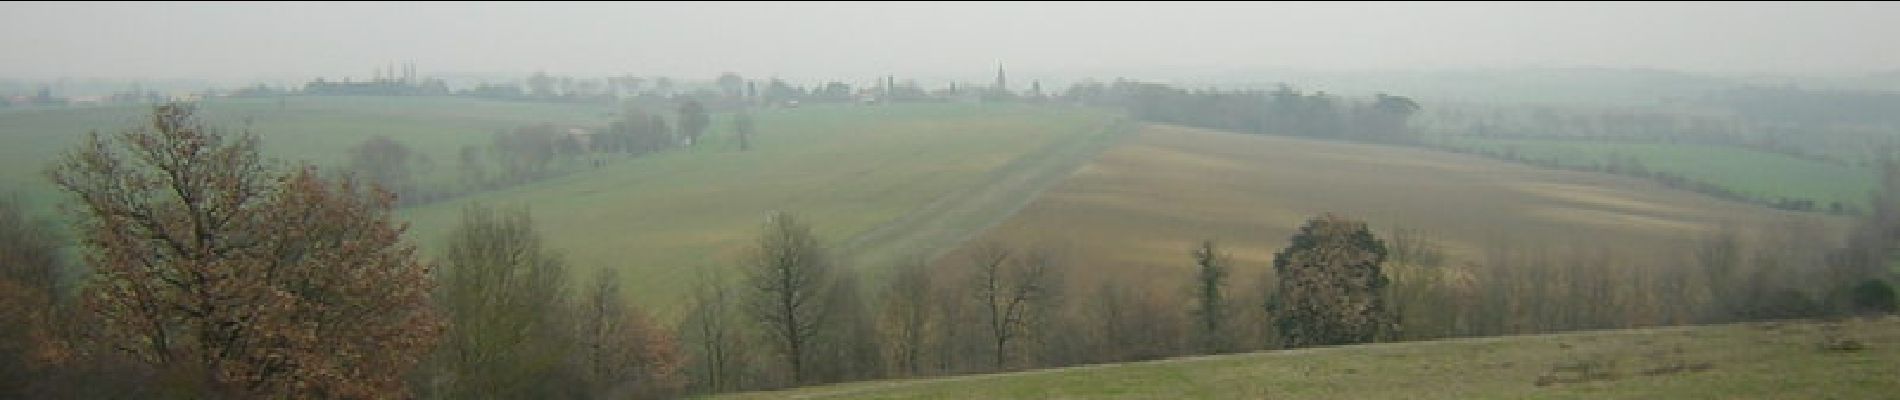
[576,268,685,399]
[46,103,442,397]
[1269,213,1395,348]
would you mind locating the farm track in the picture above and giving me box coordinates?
[832,117,1137,272]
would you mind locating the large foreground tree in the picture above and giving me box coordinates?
[47,103,441,397]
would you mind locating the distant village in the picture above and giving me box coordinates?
[4,62,1053,109]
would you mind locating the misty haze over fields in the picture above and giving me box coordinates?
[2,2,1898,399]
[5,2,1899,92]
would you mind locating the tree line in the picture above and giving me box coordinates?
[1062,79,1422,144]
[449,71,1040,110]
[342,98,741,207]
[1413,90,1900,215]
[1,103,1894,398]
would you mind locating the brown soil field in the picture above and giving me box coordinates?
[929,124,1847,288]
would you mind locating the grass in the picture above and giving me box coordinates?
[719,316,1900,399]
[0,96,619,215]
[394,102,1122,315]
[3,98,1125,316]
[928,124,1845,293]
[1435,137,1876,211]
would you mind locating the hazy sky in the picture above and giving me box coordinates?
[3,1,1895,83]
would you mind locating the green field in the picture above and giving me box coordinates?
[0,96,619,215]
[720,317,1900,399]
[1436,138,1876,211]
[2,98,1126,315]
[395,102,1124,315]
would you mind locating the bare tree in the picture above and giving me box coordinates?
[575,268,684,399]
[741,212,833,385]
[734,111,756,151]
[1694,226,1745,322]
[427,204,572,398]
[456,144,488,192]
[683,267,747,393]
[809,272,882,383]
[492,125,560,184]
[0,196,67,397]
[348,135,416,203]
[1090,278,1182,363]
[968,243,1056,370]
[0,196,61,299]
[679,100,711,147]
[878,257,935,376]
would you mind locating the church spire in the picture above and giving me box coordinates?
[994,63,1008,92]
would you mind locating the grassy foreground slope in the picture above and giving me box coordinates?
[931,124,1843,289]
[398,103,1125,313]
[723,317,1900,399]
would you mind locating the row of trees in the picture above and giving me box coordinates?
[1413,95,1900,216]
[1439,144,1858,215]
[677,204,1898,394]
[418,205,683,399]
[1063,80,1422,143]
[462,71,1048,109]
[344,99,737,207]
[672,212,1399,393]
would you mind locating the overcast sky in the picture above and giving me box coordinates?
[2,1,1895,84]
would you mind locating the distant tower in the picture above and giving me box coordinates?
[994,63,1008,93]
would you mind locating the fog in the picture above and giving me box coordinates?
[3,1,1896,84]
[8,2,1900,398]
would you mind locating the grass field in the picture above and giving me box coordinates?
[927,124,1846,292]
[0,96,619,215]
[720,316,1900,399]
[395,103,1124,315]
[3,98,1127,315]
[1436,137,1876,211]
